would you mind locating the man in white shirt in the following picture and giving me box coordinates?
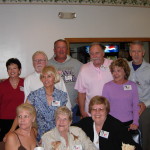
[24,51,71,109]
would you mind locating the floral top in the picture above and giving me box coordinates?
[28,87,67,141]
[42,126,97,150]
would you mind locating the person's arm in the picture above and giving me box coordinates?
[138,102,146,116]
[55,77,72,110]
[78,92,89,118]
[24,77,31,103]
[5,132,18,150]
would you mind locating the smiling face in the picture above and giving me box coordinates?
[89,45,105,67]
[129,44,145,65]
[56,113,71,134]
[91,104,107,125]
[7,63,21,78]
[112,66,126,84]
[17,109,35,130]
[54,41,68,62]
[33,53,47,73]
[41,72,55,88]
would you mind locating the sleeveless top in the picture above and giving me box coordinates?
[13,128,36,150]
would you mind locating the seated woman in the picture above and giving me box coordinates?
[5,103,37,150]
[102,58,139,130]
[6,65,68,142]
[73,96,141,150]
[42,106,97,150]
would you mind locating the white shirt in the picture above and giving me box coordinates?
[93,122,100,150]
[24,71,71,109]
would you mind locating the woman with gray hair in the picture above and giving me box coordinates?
[42,106,97,150]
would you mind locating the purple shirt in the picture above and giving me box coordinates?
[102,80,139,126]
[75,59,113,114]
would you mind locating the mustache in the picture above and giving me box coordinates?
[90,58,100,61]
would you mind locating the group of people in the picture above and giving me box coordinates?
[0,40,149,150]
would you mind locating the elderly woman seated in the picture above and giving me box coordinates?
[73,96,142,150]
[42,106,97,150]
[5,103,37,150]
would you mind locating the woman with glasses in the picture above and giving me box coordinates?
[74,96,141,150]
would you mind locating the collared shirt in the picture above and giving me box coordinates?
[24,71,71,109]
[75,59,113,114]
[93,122,99,150]
[129,60,150,107]
[42,126,97,150]
[28,87,67,141]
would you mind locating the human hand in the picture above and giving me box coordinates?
[81,111,89,118]
[138,102,146,116]
[128,124,138,130]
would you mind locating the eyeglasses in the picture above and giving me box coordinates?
[33,59,46,63]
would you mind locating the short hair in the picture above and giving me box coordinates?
[109,58,130,80]
[16,103,37,127]
[6,58,22,70]
[129,41,145,52]
[90,42,106,51]
[89,96,110,114]
[40,65,60,83]
[32,51,48,62]
[54,39,68,50]
[55,106,72,121]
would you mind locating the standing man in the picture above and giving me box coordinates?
[24,51,71,109]
[48,39,82,123]
[129,41,150,150]
[75,43,113,118]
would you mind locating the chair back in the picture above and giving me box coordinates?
[0,141,5,150]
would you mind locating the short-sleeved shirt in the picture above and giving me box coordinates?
[27,87,67,141]
[75,59,113,114]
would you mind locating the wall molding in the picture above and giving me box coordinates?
[0,0,150,8]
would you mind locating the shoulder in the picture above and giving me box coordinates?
[69,57,83,65]
[69,126,86,135]
[42,128,56,140]
[6,132,19,147]
[104,58,113,66]
[79,62,91,72]
[25,72,35,80]
[54,88,67,96]
[105,115,124,128]
[127,80,137,86]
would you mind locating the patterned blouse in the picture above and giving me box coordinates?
[28,87,67,141]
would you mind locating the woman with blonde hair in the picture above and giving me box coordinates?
[5,103,37,150]
[6,66,68,143]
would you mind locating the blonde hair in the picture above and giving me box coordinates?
[55,106,72,121]
[16,103,37,128]
[89,96,110,114]
[40,65,60,83]
[32,51,48,62]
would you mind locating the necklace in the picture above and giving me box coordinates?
[9,79,19,86]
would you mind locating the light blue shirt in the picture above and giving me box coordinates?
[28,87,67,141]
[129,60,150,107]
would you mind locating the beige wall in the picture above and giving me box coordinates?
[0,4,150,78]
